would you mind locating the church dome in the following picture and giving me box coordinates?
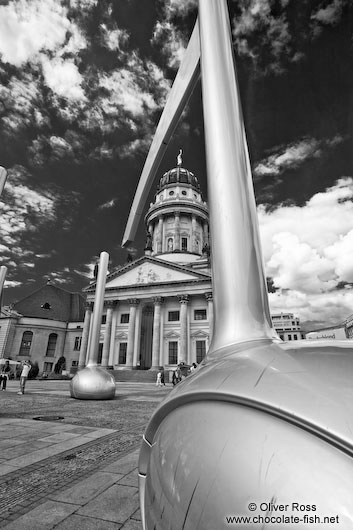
[158,166,200,192]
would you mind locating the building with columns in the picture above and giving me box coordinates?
[81,161,213,370]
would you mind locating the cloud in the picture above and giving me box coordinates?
[232,0,293,74]
[162,0,198,18]
[0,165,65,284]
[259,178,353,324]
[311,0,344,26]
[0,0,71,66]
[42,57,86,101]
[152,20,187,69]
[98,199,118,210]
[254,135,344,178]
[100,24,130,51]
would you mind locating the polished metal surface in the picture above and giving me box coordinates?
[0,265,7,303]
[199,1,272,349]
[0,166,7,197]
[71,251,116,400]
[87,251,109,366]
[69,365,116,400]
[122,22,200,247]
[125,0,353,528]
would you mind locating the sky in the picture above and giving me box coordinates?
[0,0,352,331]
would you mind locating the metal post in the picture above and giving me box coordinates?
[87,252,109,366]
[198,0,273,351]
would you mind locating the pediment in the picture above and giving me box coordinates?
[104,257,208,289]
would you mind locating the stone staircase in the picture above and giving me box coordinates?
[110,369,160,383]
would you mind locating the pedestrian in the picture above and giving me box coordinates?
[18,360,31,395]
[190,362,197,373]
[156,370,162,387]
[0,361,11,391]
[160,368,166,386]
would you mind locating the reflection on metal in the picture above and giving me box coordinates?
[71,251,116,400]
[122,22,200,248]
[69,365,116,400]
[0,266,7,306]
[0,167,7,197]
[121,0,353,528]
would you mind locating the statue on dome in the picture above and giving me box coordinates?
[177,148,183,166]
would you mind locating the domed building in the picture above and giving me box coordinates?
[82,155,213,371]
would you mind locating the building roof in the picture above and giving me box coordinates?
[157,166,200,192]
[12,283,85,322]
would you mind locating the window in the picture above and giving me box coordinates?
[168,311,180,322]
[280,334,284,340]
[181,237,188,251]
[43,362,53,373]
[102,314,107,324]
[181,190,187,195]
[120,313,129,324]
[288,334,292,340]
[168,342,178,364]
[119,343,127,364]
[196,340,206,363]
[74,336,82,351]
[46,333,57,356]
[167,237,173,251]
[194,309,207,320]
[41,302,51,310]
[18,331,33,356]
[293,334,298,340]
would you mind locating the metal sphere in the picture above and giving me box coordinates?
[70,365,116,400]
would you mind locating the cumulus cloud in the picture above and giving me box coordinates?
[311,0,344,26]
[259,178,353,324]
[42,57,86,101]
[0,0,71,66]
[254,135,344,178]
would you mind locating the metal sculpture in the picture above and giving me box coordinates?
[0,168,8,307]
[124,1,353,528]
[70,251,116,400]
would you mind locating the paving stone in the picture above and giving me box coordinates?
[48,471,123,505]
[118,470,138,488]
[54,514,123,530]
[77,484,139,523]
[101,451,139,475]
[0,500,78,530]
[120,520,142,530]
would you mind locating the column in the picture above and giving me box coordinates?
[108,305,118,366]
[178,295,189,363]
[133,304,142,367]
[205,292,214,343]
[101,301,115,367]
[157,217,163,253]
[174,211,180,250]
[203,222,209,246]
[78,302,93,368]
[125,299,139,368]
[151,297,163,369]
[191,215,197,252]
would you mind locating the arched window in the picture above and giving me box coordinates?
[46,333,58,356]
[18,331,33,356]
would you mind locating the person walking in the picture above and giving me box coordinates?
[18,360,31,395]
[156,369,163,387]
[0,361,11,390]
